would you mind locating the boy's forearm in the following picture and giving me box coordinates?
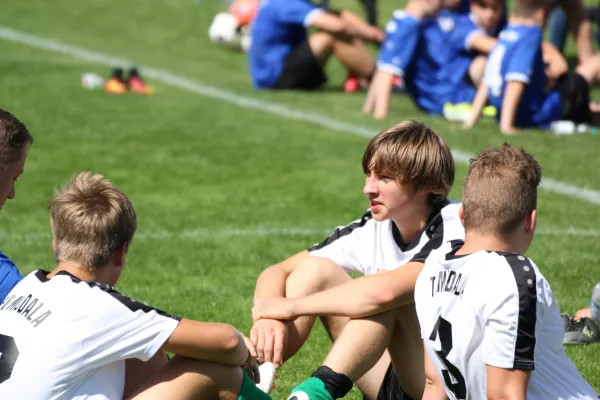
[466,85,488,127]
[163,320,249,366]
[292,262,422,318]
[372,70,394,119]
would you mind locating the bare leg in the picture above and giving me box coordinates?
[320,304,425,400]
[283,257,352,360]
[322,311,395,399]
[308,31,336,64]
[386,304,425,400]
[576,54,600,85]
[332,37,376,78]
[129,356,244,400]
[123,351,169,398]
[468,55,488,88]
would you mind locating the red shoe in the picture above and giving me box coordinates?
[344,75,360,93]
[127,68,154,95]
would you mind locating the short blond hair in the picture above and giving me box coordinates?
[362,120,454,206]
[463,144,542,235]
[49,172,137,269]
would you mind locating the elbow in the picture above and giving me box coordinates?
[221,326,248,365]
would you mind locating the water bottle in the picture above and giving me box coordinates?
[591,281,600,322]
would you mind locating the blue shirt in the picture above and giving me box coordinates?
[249,0,323,88]
[378,11,476,113]
[484,25,562,128]
[0,250,22,302]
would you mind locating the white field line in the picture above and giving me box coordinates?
[1,26,600,205]
[0,227,598,242]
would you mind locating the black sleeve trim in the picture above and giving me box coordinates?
[503,254,537,370]
[308,211,372,251]
[409,215,445,263]
[107,290,182,322]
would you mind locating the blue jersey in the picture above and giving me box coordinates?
[377,11,475,114]
[248,0,323,88]
[440,12,484,91]
[484,25,562,128]
[0,250,22,302]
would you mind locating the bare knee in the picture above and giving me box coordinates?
[309,31,335,61]
[286,256,350,296]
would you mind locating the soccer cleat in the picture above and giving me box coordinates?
[127,68,154,95]
[563,314,600,345]
[288,377,334,400]
[482,105,497,118]
[344,74,360,93]
[256,362,276,394]
[104,67,127,94]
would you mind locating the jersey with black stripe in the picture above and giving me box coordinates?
[0,270,180,400]
[415,246,597,400]
[308,200,464,275]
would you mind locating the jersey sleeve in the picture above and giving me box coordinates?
[276,0,323,27]
[308,211,372,274]
[0,256,23,302]
[448,17,485,51]
[481,255,537,371]
[80,290,181,367]
[505,35,539,84]
[377,13,421,77]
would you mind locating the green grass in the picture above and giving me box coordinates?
[0,0,599,397]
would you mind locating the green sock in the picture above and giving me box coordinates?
[289,377,334,400]
[238,371,272,400]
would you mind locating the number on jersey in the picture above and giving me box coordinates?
[429,316,467,399]
[485,44,506,97]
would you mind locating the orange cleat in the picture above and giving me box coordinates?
[104,68,128,94]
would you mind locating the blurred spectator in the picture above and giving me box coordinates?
[546,0,595,64]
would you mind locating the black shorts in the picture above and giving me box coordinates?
[370,364,415,400]
[273,40,327,90]
[556,71,591,124]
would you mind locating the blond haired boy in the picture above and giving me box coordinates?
[0,173,271,400]
[416,144,597,399]
[251,120,464,399]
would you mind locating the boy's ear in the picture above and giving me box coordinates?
[525,209,537,234]
[459,205,465,227]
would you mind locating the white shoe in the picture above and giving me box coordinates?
[257,362,276,394]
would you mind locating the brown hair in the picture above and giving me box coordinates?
[514,0,550,17]
[362,120,454,206]
[48,172,137,269]
[0,108,33,167]
[462,143,542,235]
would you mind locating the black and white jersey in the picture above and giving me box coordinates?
[0,270,180,399]
[308,201,464,275]
[415,246,597,400]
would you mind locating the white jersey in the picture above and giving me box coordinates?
[0,270,180,400]
[415,246,597,400]
[309,201,464,275]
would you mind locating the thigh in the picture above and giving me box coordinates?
[129,356,242,400]
[387,304,425,400]
[123,352,168,399]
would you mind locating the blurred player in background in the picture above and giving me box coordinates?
[0,109,32,302]
[416,143,597,400]
[248,0,383,92]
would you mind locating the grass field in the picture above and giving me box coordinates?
[0,0,599,397]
